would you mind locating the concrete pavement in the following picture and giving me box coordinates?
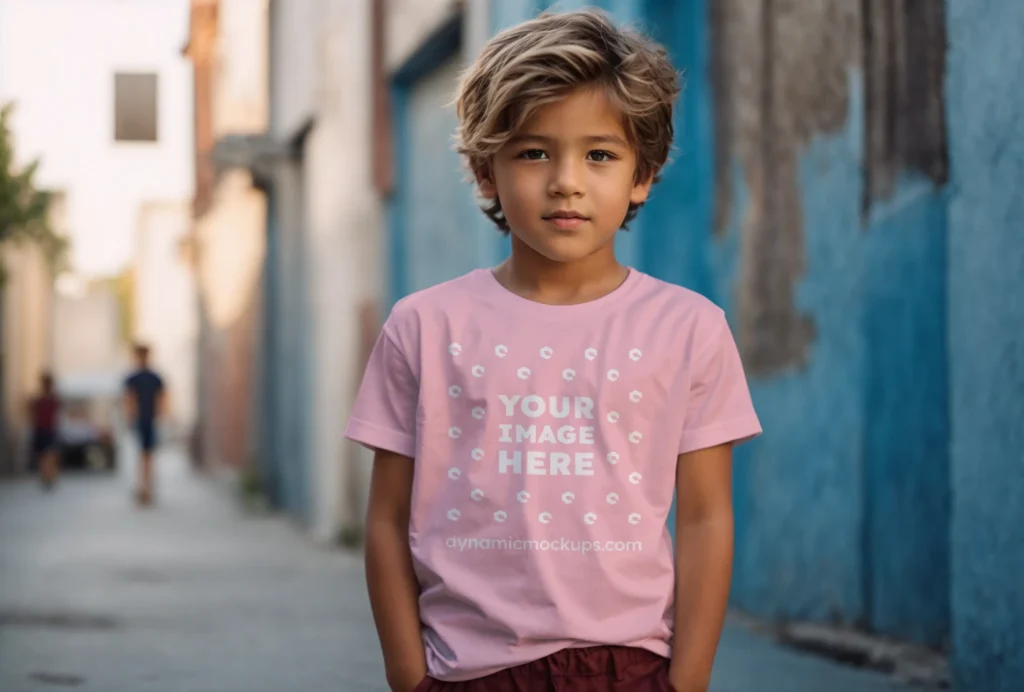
[0,447,936,692]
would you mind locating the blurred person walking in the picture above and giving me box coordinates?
[28,371,61,490]
[123,344,167,507]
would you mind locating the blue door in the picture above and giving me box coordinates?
[261,188,283,507]
[403,55,485,293]
[388,18,499,305]
[264,162,312,522]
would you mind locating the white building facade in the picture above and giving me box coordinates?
[0,0,194,278]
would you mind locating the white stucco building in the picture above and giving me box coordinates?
[0,0,194,278]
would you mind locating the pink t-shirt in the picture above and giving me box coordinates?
[345,268,761,682]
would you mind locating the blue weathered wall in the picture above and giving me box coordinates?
[946,1,1024,688]
[686,1,951,646]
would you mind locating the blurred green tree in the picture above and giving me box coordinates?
[0,102,67,284]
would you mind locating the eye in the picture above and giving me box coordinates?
[516,149,548,161]
[587,150,617,162]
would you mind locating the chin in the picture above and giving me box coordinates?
[519,230,613,264]
[534,241,605,263]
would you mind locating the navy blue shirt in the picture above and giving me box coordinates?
[125,369,164,423]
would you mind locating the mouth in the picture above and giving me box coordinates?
[542,210,590,230]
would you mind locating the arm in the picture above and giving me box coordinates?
[122,388,136,424]
[365,448,427,692]
[668,442,735,692]
[157,386,169,418]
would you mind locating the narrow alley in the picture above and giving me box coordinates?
[0,448,388,692]
[1,447,937,692]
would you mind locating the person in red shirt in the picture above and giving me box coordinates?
[28,371,61,490]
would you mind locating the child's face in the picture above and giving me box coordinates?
[479,86,652,264]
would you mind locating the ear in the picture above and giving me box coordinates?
[630,172,654,206]
[475,164,498,200]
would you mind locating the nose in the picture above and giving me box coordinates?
[547,158,584,198]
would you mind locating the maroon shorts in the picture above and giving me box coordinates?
[414,646,674,691]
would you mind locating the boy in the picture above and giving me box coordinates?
[345,9,761,692]
[124,343,166,507]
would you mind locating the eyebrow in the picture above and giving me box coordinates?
[510,133,630,147]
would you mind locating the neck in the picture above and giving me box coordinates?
[496,235,628,305]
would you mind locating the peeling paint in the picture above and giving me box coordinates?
[862,0,948,211]
[712,0,948,375]
[713,0,859,375]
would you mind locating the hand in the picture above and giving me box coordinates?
[668,666,710,692]
[388,667,428,692]
[404,678,429,692]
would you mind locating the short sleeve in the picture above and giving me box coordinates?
[678,313,762,455]
[344,325,419,458]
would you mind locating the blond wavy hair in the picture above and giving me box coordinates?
[454,8,681,231]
